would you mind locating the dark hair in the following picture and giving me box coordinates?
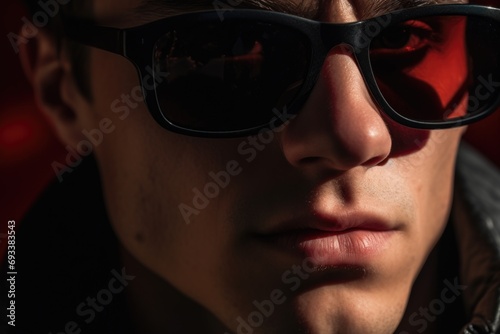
[22,0,93,99]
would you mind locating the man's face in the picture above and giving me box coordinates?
[72,0,465,332]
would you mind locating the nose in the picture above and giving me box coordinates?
[280,47,392,175]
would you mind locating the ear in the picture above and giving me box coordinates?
[18,28,89,148]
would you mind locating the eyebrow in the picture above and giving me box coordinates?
[136,0,464,21]
[135,0,319,19]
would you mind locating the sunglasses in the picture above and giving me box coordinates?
[65,4,500,137]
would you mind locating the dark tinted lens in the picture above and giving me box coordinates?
[370,15,500,122]
[153,20,310,132]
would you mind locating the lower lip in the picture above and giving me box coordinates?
[260,229,396,266]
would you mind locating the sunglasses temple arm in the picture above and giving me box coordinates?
[64,20,125,56]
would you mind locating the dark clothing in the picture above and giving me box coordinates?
[0,157,132,334]
[1,142,500,333]
[452,143,500,333]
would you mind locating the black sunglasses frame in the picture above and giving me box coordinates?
[65,4,500,137]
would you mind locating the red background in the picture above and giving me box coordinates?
[1,2,499,256]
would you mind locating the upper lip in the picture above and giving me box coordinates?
[258,212,397,237]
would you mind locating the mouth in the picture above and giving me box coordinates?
[255,215,401,267]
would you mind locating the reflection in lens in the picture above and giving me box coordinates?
[153,21,309,132]
[371,15,473,122]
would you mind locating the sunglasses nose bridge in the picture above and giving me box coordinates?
[319,22,365,53]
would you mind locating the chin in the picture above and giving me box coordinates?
[222,284,405,334]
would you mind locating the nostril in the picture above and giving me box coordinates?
[299,157,322,165]
[363,155,389,167]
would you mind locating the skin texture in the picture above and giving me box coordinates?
[25,0,468,332]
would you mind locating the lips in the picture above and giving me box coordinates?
[256,214,400,267]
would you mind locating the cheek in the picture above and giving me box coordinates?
[399,129,462,247]
[87,49,244,298]
[99,128,246,308]
[85,49,190,257]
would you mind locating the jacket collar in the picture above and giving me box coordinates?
[452,142,500,333]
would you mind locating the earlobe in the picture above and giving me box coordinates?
[19,28,86,148]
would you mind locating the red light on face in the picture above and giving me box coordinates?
[372,16,469,122]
